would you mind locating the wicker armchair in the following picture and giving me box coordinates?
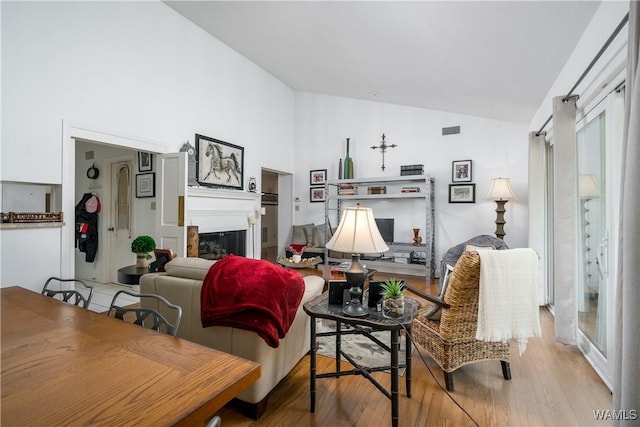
[410,250,511,391]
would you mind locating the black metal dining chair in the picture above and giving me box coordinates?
[41,277,94,309]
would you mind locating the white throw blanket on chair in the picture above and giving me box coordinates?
[476,248,541,355]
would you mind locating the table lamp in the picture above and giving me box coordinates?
[325,204,389,317]
[486,177,517,240]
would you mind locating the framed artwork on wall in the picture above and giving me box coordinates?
[138,152,152,172]
[452,160,472,182]
[448,183,475,203]
[310,169,327,186]
[136,173,155,198]
[195,134,244,190]
[310,187,326,203]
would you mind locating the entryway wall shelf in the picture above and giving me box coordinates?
[323,175,435,281]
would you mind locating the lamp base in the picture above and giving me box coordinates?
[342,301,369,317]
[341,254,370,317]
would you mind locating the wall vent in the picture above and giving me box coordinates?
[85,150,95,160]
[442,126,461,136]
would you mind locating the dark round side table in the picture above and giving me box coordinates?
[117,265,149,285]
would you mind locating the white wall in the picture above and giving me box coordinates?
[293,92,529,266]
[1,1,296,288]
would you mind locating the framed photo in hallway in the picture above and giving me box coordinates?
[196,134,244,190]
[138,152,152,172]
[136,173,155,198]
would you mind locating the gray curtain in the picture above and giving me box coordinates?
[614,2,640,422]
[528,132,548,305]
[552,96,578,345]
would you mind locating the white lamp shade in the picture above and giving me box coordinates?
[579,174,600,199]
[486,177,517,201]
[325,206,389,254]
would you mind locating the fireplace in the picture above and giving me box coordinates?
[198,230,247,260]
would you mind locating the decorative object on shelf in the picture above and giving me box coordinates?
[452,159,472,182]
[371,133,397,171]
[310,187,326,202]
[380,278,405,318]
[449,183,475,204]
[131,235,156,268]
[179,141,198,186]
[338,158,343,179]
[310,169,327,186]
[138,152,152,172]
[86,163,100,180]
[2,211,63,223]
[325,204,389,317]
[136,173,155,198]
[486,177,517,239]
[195,134,244,190]
[367,185,386,194]
[248,176,257,192]
[412,228,422,245]
[343,138,354,179]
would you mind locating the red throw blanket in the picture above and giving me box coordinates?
[200,254,305,348]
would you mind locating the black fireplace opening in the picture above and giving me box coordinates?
[198,230,247,260]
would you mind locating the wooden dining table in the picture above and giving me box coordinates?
[1,286,261,426]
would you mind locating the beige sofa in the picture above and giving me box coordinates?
[139,257,324,419]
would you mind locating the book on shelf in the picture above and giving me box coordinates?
[338,183,358,195]
[400,164,424,176]
[393,257,410,264]
[401,186,421,193]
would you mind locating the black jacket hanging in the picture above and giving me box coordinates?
[75,193,99,262]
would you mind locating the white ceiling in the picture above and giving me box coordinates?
[165,1,601,124]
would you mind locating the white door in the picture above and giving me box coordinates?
[156,152,187,256]
[109,159,134,283]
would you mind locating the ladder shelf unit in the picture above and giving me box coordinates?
[324,175,435,279]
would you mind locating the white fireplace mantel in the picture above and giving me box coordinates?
[186,187,261,235]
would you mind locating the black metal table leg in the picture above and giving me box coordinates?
[310,314,316,412]
[405,324,412,397]
[391,329,399,427]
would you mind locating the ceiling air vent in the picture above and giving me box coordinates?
[442,126,461,136]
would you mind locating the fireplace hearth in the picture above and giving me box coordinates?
[198,230,246,260]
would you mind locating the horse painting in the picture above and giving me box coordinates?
[203,142,241,185]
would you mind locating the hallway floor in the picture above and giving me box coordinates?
[84,280,139,313]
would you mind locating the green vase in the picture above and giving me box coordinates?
[343,138,354,179]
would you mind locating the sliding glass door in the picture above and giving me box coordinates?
[574,89,624,388]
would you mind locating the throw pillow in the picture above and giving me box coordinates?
[312,224,331,248]
[303,224,316,246]
[291,223,313,245]
[424,263,454,321]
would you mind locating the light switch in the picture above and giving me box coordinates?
[150,201,156,210]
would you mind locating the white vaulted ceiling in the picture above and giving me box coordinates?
[165,1,601,124]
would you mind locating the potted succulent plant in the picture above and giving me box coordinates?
[380,278,405,318]
[131,235,156,268]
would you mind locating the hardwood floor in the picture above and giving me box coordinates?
[217,271,612,426]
